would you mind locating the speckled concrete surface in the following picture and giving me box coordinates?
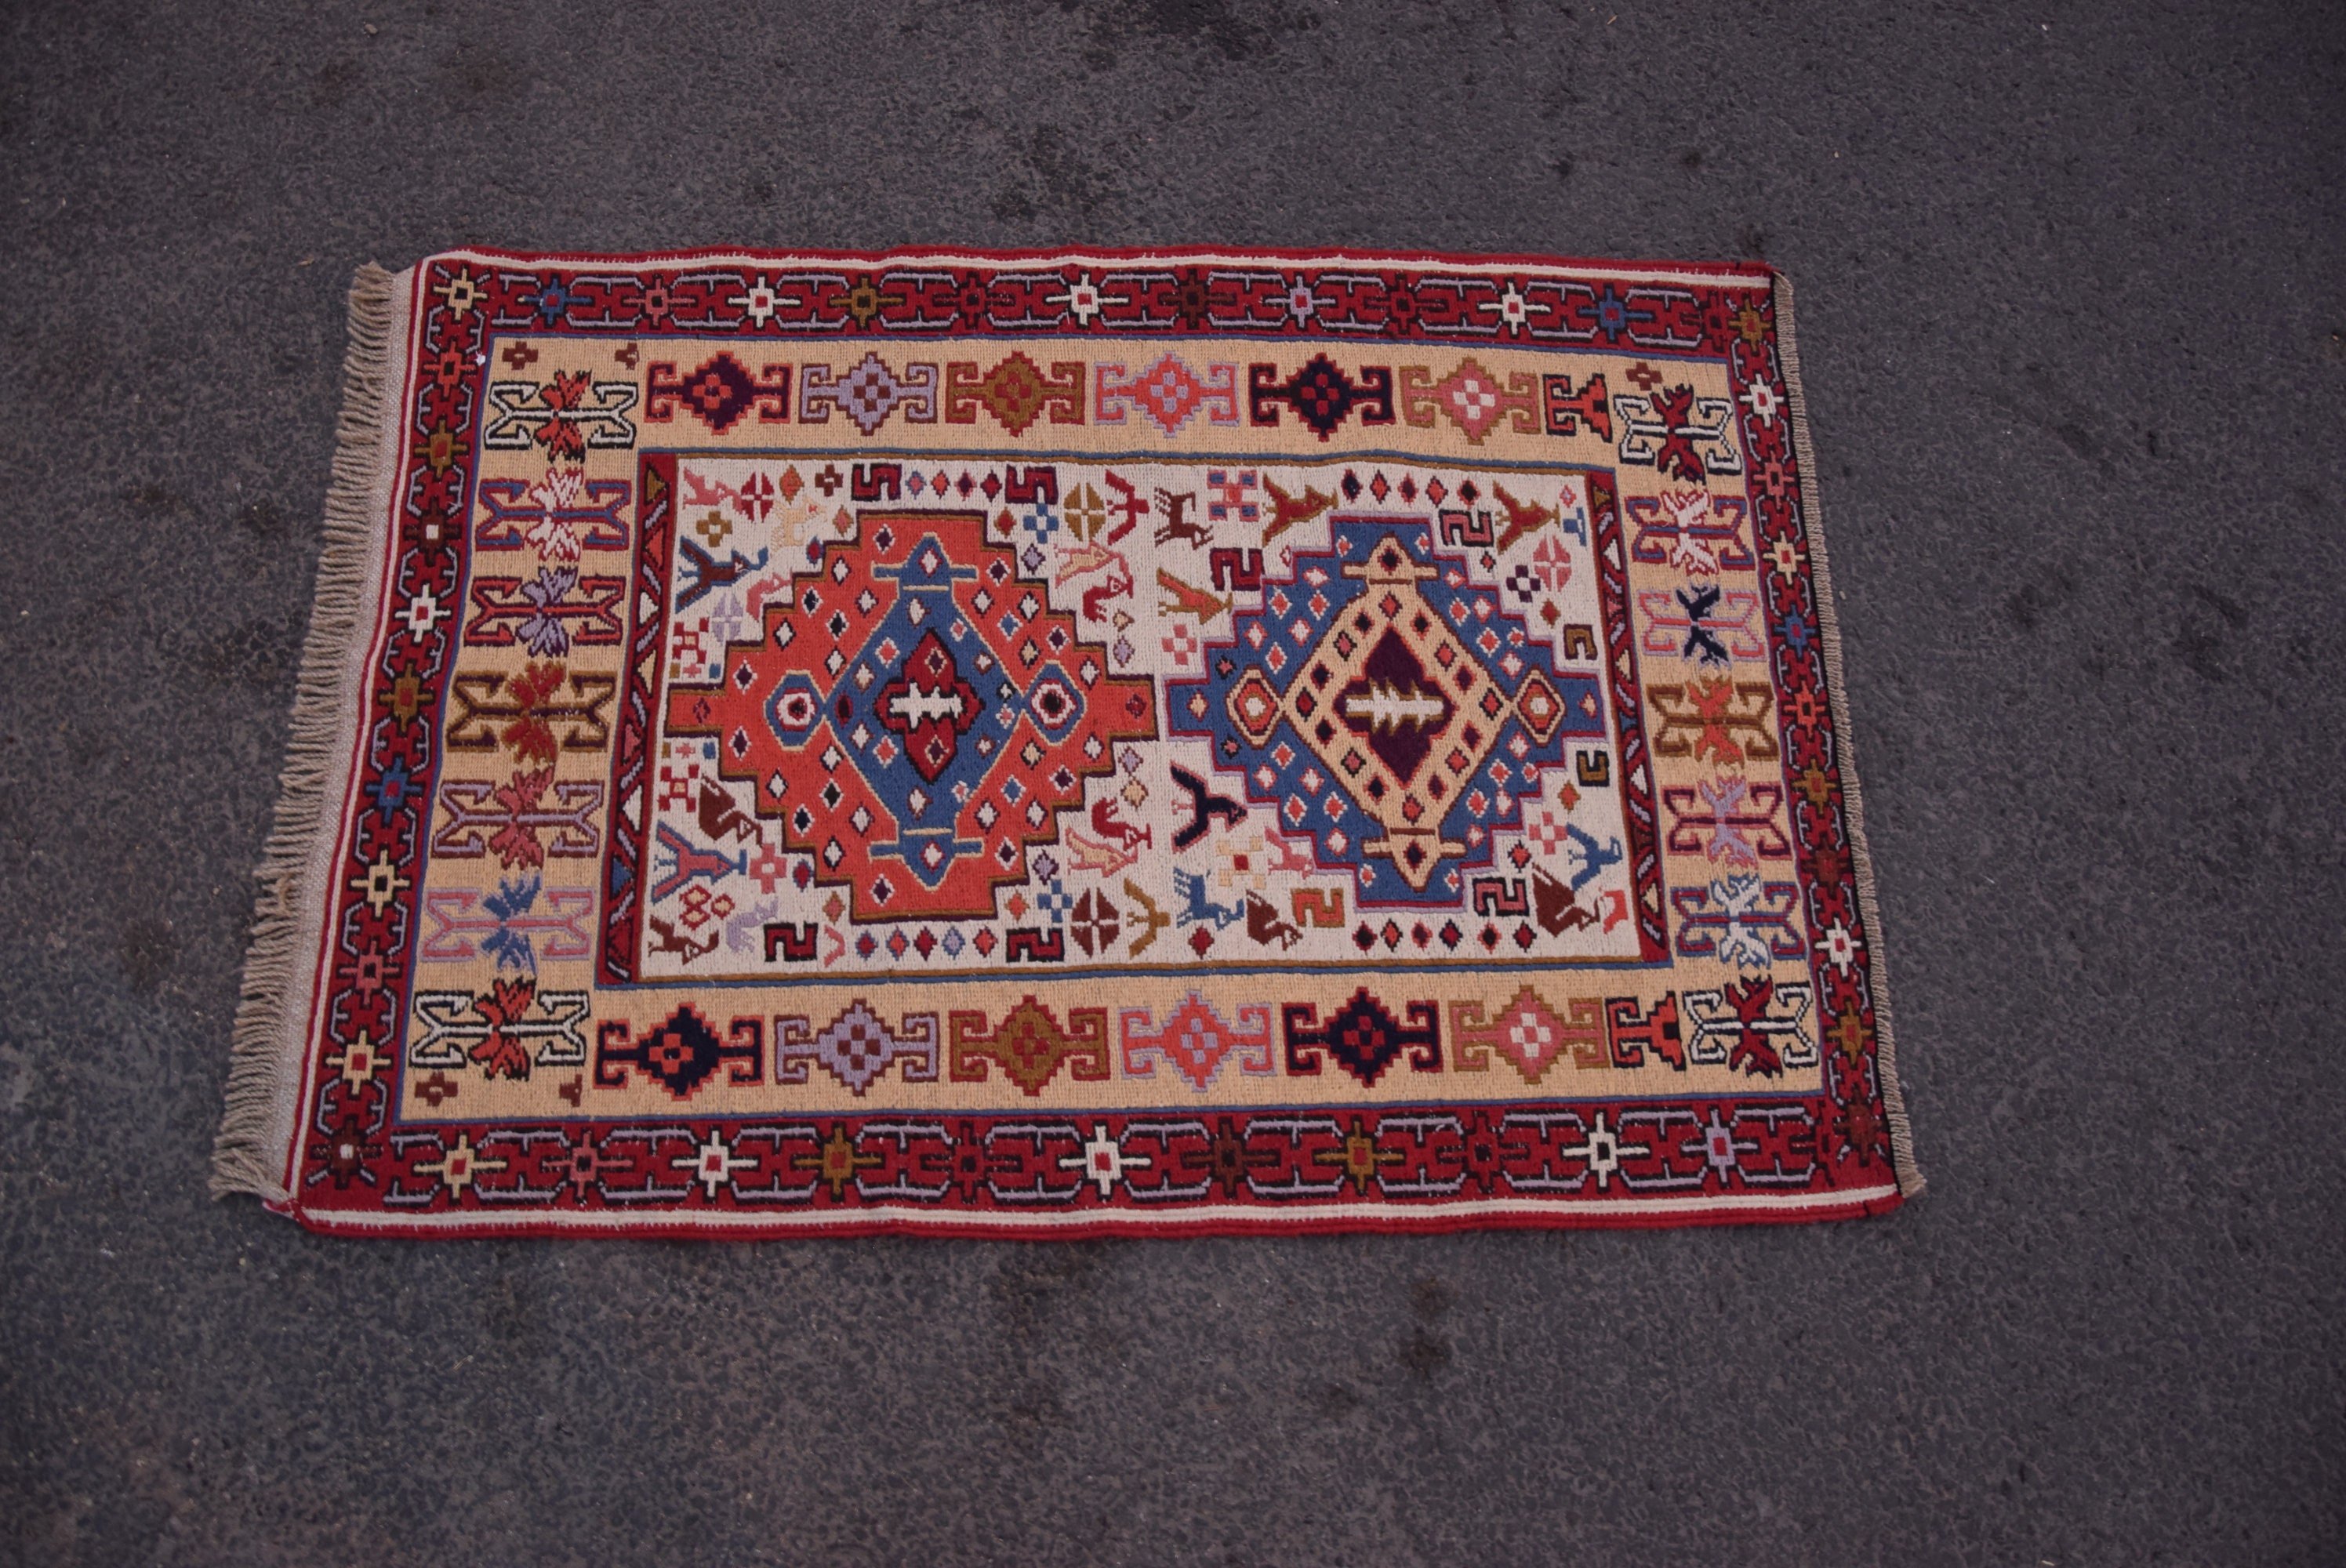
[2,3,2341,1563]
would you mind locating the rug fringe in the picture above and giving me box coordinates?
[211,263,406,1202]
[1771,270,1925,1200]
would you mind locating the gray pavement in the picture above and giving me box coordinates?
[2,2,2341,1563]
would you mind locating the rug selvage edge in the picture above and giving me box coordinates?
[1770,267,1925,1202]
[212,260,415,1205]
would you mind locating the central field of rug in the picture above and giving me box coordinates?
[212,246,1919,1236]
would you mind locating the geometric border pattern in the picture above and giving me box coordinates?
[257,246,1909,1235]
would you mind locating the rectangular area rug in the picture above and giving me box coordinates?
[212,246,1921,1236]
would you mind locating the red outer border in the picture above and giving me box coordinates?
[276,247,1902,1237]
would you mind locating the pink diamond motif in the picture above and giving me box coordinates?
[1136,353,1206,435]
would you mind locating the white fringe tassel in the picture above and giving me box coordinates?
[210,263,404,1202]
[1773,270,1925,1199]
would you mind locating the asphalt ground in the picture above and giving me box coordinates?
[2,2,2340,1563]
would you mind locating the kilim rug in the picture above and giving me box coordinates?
[212,247,1920,1236]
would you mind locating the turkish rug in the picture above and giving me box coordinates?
[212,247,1920,1237]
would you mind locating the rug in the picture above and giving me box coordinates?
[212,247,1920,1236]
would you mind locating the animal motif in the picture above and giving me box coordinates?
[1065,828,1142,877]
[724,898,781,954]
[1055,539,1124,584]
[695,779,760,844]
[1169,765,1246,850]
[1121,879,1173,955]
[1080,561,1135,622]
[1101,470,1147,543]
[1244,893,1302,950]
[1153,488,1210,548]
[1260,477,1336,543]
[744,572,793,621]
[1173,868,1246,930]
[1563,822,1625,895]
[645,914,718,964]
[1156,568,1233,625]
[1532,867,1597,935]
[650,822,748,902]
[1262,832,1317,875]
[1090,797,1152,851]
[679,469,760,517]
[675,536,770,611]
[1491,483,1556,554]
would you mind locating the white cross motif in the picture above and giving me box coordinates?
[1559,1111,1651,1192]
[679,1130,753,1197]
[1059,1122,1147,1198]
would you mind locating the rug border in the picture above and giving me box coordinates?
[1771,270,1924,1200]
[214,246,1918,1229]
[210,263,415,1202]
